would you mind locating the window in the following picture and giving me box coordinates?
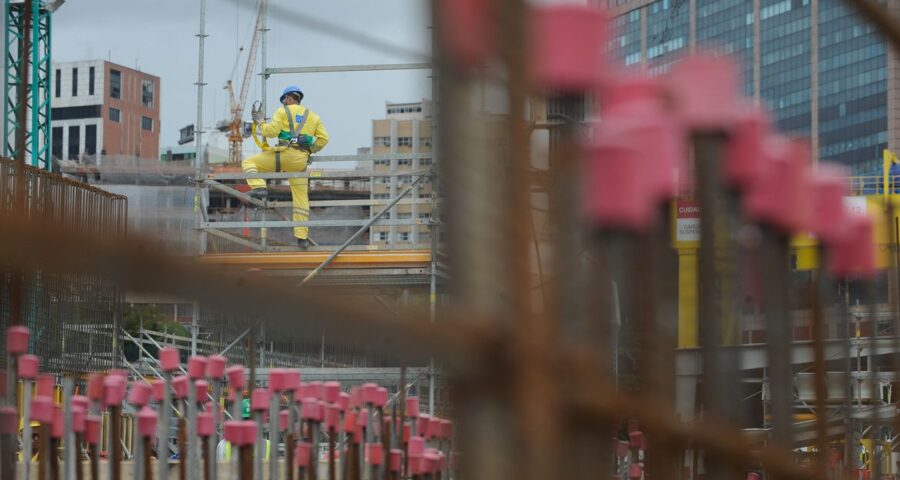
[419,232,431,242]
[398,137,412,147]
[109,107,120,122]
[397,212,412,219]
[418,191,431,199]
[89,67,95,95]
[51,127,62,159]
[398,158,412,167]
[67,125,80,160]
[71,68,78,96]
[142,79,154,108]
[374,159,389,166]
[419,158,432,166]
[51,105,101,120]
[374,136,391,147]
[398,175,412,184]
[54,69,60,98]
[399,232,410,242]
[419,137,432,147]
[110,69,121,99]
[376,232,389,242]
[419,213,430,220]
[374,193,391,199]
[85,124,97,155]
[141,116,153,131]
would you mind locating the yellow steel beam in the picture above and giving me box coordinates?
[198,249,431,269]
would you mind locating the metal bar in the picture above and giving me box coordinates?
[203,179,267,208]
[265,63,431,75]
[200,219,425,228]
[298,174,427,286]
[204,227,265,252]
[204,167,431,180]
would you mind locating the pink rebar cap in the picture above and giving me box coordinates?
[366,443,384,465]
[206,355,227,379]
[85,415,102,444]
[71,406,86,433]
[17,354,38,380]
[437,0,494,69]
[138,406,159,437]
[187,356,207,380]
[103,374,127,407]
[151,379,167,403]
[295,442,312,467]
[405,397,420,418]
[172,375,189,400]
[668,54,741,129]
[827,213,877,278]
[226,365,245,389]
[37,374,55,398]
[324,381,341,403]
[128,382,152,407]
[531,5,609,93]
[197,411,214,437]
[6,326,29,355]
[159,347,180,373]
[251,388,271,412]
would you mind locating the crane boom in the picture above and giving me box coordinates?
[227,0,268,165]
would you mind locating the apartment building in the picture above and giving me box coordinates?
[370,100,434,247]
[51,60,160,165]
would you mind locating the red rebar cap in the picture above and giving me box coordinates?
[0,407,16,434]
[71,396,90,414]
[37,374,55,398]
[85,415,102,444]
[187,356,207,380]
[361,383,379,404]
[6,325,30,355]
[195,380,209,404]
[810,164,851,245]
[225,365,245,389]
[295,442,312,467]
[389,449,403,472]
[531,5,609,93]
[747,473,761,480]
[159,347,180,373]
[600,73,665,116]
[108,369,129,380]
[366,443,384,465]
[138,406,159,437]
[302,397,323,422]
[405,397,420,418]
[343,410,357,434]
[374,387,389,408]
[224,420,256,447]
[172,375,189,400]
[128,382,152,407]
[355,407,369,428]
[408,436,426,456]
[51,406,63,438]
[197,411,214,437]
[285,369,301,391]
[17,354,39,380]
[422,452,440,474]
[103,374,127,407]
[150,379,166,403]
[325,403,341,431]
[438,452,448,471]
[628,463,643,479]
[251,388,271,412]
[349,387,361,409]
[72,406,86,434]
[337,392,350,412]
[827,213,877,279]
[279,409,290,431]
[743,137,812,232]
[87,373,104,401]
[268,368,290,392]
[724,109,770,190]
[629,430,645,449]
[311,381,326,401]
[584,134,657,231]
[427,417,442,440]
[206,355,227,379]
[403,423,411,443]
[417,414,431,436]
[437,0,494,69]
[667,54,741,129]
[440,419,453,439]
[324,381,341,403]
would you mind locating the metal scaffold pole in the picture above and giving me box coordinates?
[192,0,208,362]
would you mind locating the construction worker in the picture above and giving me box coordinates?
[245,85,329,249]
[16,421,40,462]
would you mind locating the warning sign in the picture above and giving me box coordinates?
[676,201,700,243]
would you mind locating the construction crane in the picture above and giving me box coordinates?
[222,0,267,165]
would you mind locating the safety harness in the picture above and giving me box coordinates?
[275,104,311,172]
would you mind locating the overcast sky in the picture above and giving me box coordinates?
[53,0,433,156]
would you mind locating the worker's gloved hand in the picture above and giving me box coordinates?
[251,109,264,123]
[298,134,315,147]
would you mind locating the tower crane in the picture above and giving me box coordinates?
[222,0,267,165]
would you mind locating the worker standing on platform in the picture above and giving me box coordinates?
[245,85,329,249]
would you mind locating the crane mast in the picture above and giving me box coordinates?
[226,0,267,165]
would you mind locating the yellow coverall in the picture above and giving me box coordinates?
[243,104,329,240]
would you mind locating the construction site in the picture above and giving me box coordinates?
[8,0,900,479]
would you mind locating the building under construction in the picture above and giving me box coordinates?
[9,0,900,479]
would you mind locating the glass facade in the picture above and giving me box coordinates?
[646,0,689,76]
[610,0,890,174]
[696,0,754,95]
[817,0,886,174]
